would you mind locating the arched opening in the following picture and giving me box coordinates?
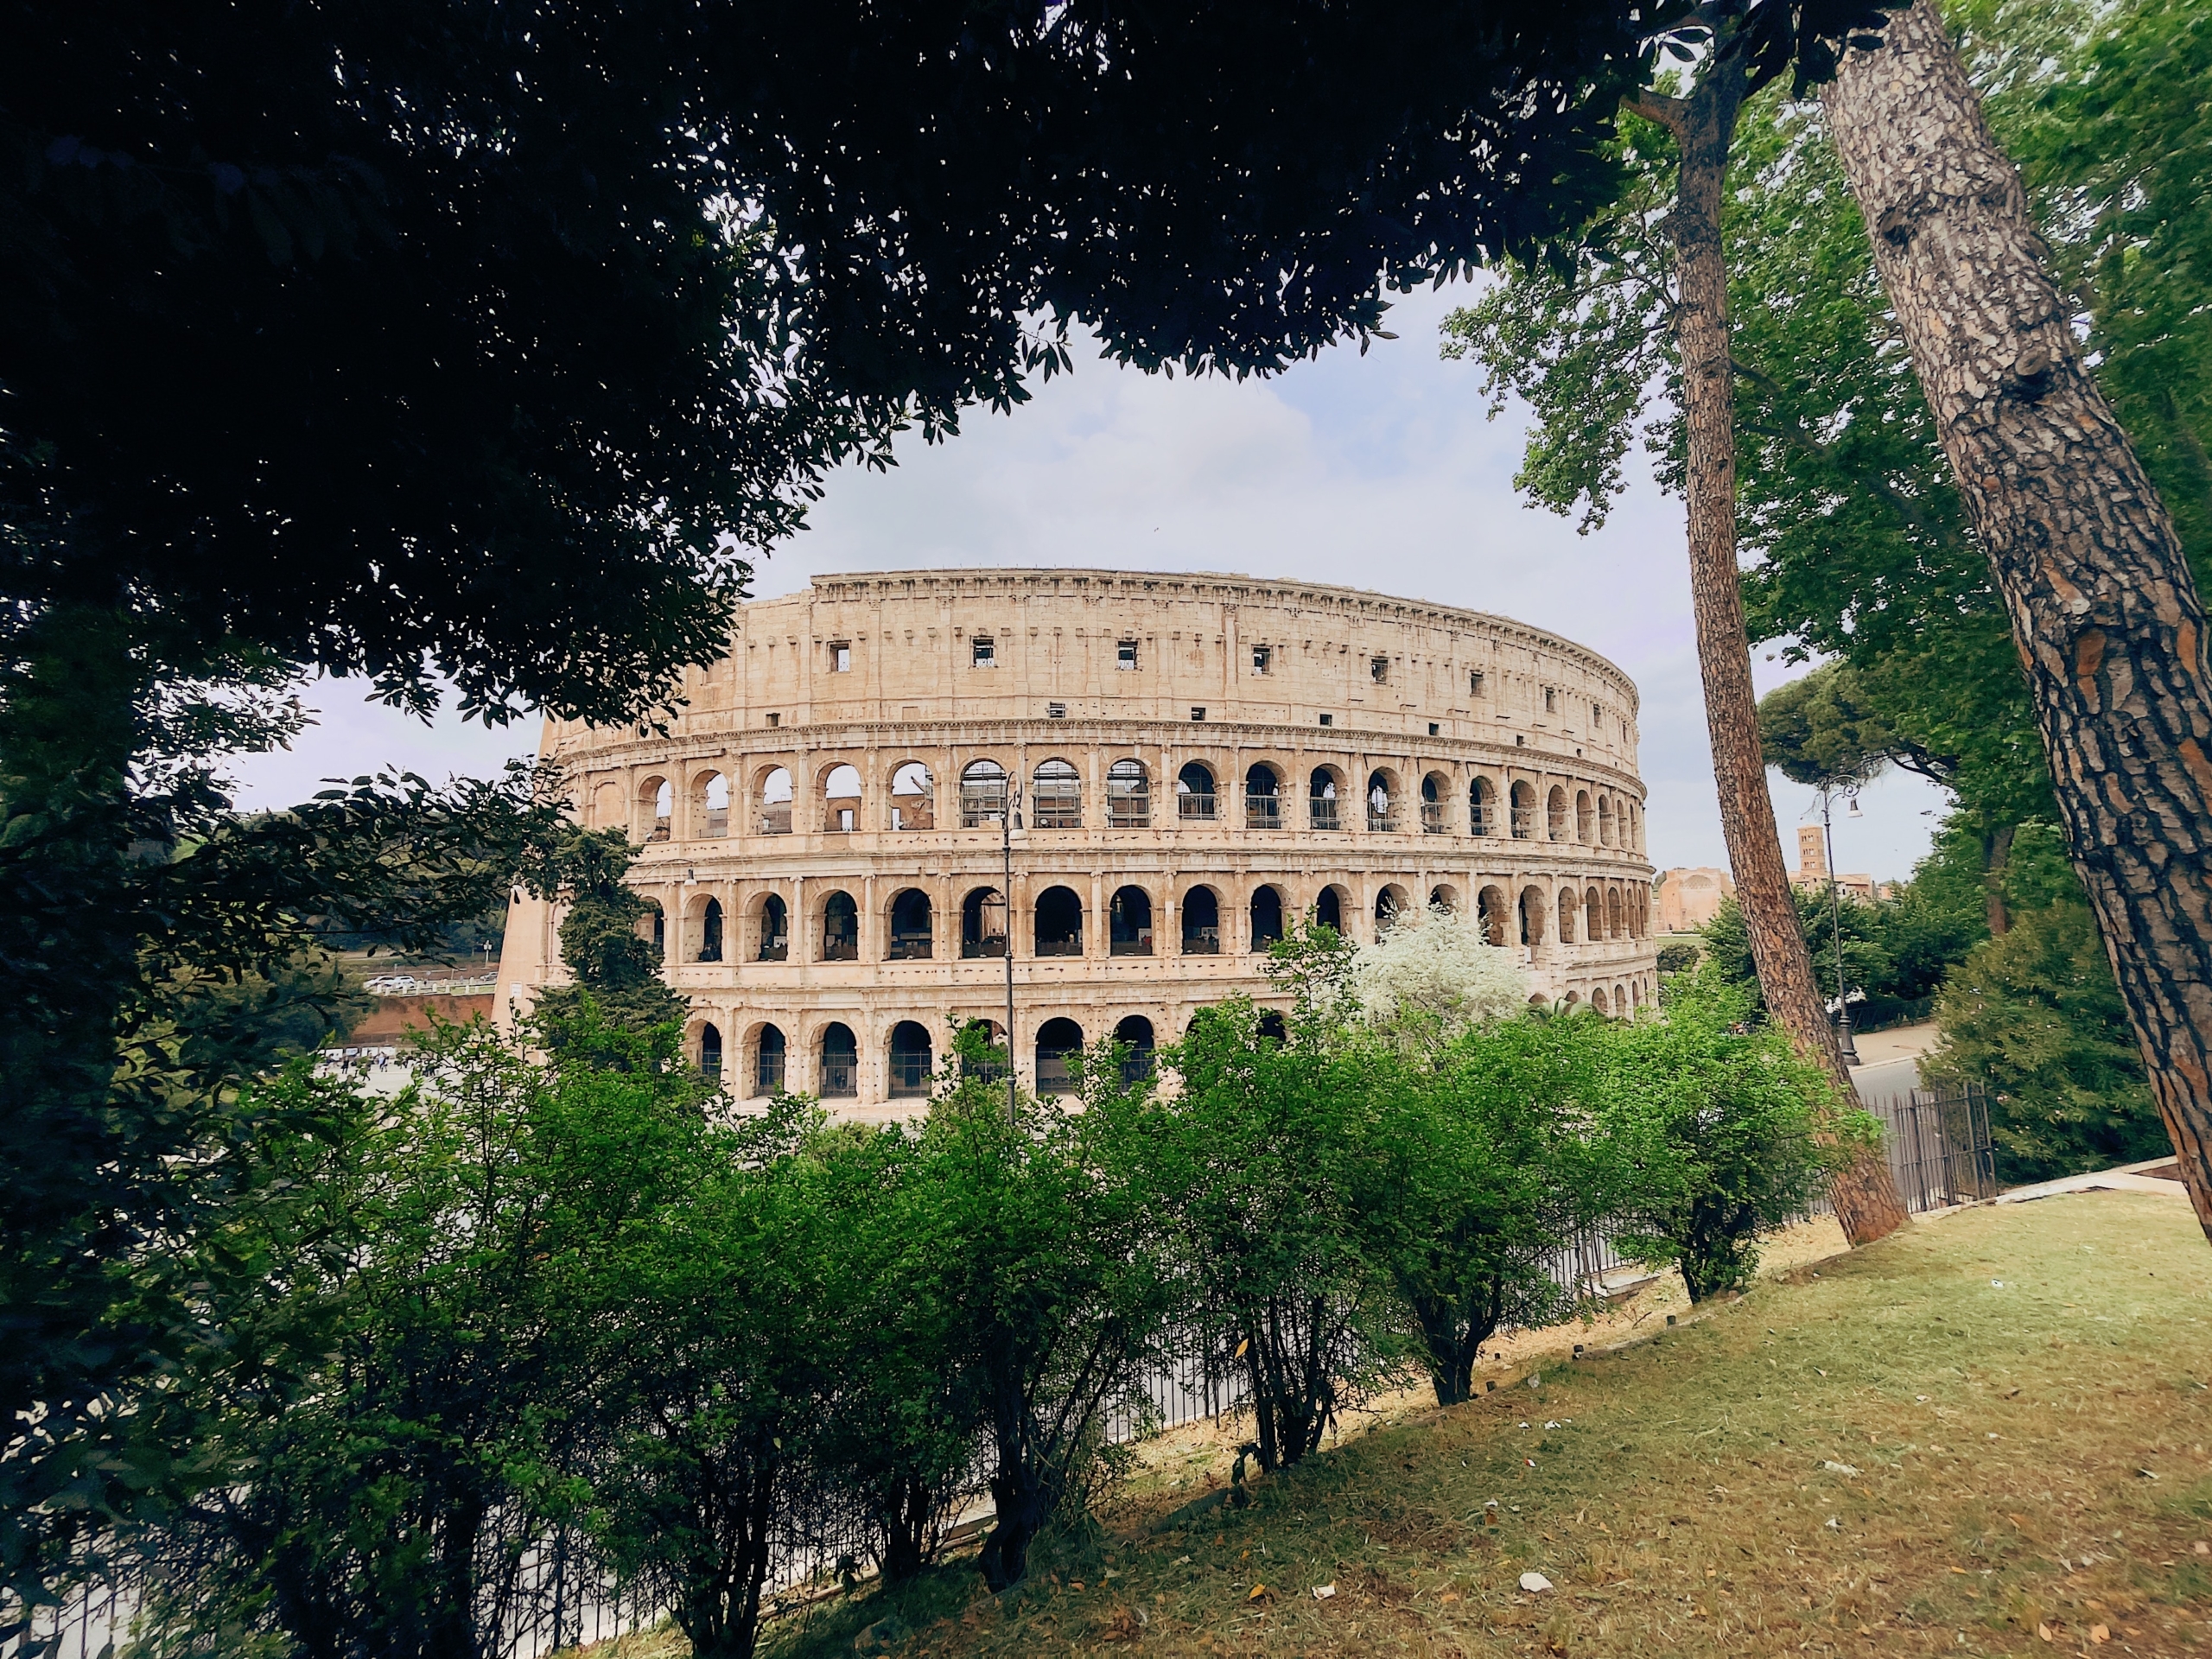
[1430,884,1459,915]
[1314,885,1345,934]
[1107,759,1151,828]
[1421,772,1449,835]
[699,1022,722,1078]
[1035,1017,1084,1096]
[888,889,932,960]
[888,1021,932,1098]
[1615,981,1628,1014]
[1366,770,1397,833]
[1109,886,1154,957]
[961,1020,1008,1083]
[1592,985,1611,1014]
[1181,887,1221,954]
[1256,1009,1288,1043]
[1518,885,1547,950]
[757,766,793,836]
[1478,886,1510,949]
[1609,889,1625,939]
[1309,767,1344,830]
[1586,885,1605,940]
[820,891,859,961]
[1032,758,1082,830]
[1510,779,1536,840]
[1547,785,1569,841]
[1575,789,1593,842]
[962,887,1008,957]
[641,776,672,842]
[1556,887,1578,945]
[1245,764,1282,830]
[1598,795,1615,846]
[1176,761,1217,822]
[1034,886,1083,957]
[756,893,789,961]
[1115,1015,1157,1083]
[890,762,935,830]
[1470,776,1496,837]
[1376,883,1409,935]
[823,763,862,833]
[699,772,730,838]
[960,759,1007,828]
[698,896,724,963]
[644,902,665,958]
[1250,885,1285,950]
[753,1025,786,1096]
[818,1023,858,1098]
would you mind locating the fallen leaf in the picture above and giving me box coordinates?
[1441,1591,1461,1604]
[2037,1623,2053,1642]
[2090,1624,2110,1644]
[1949,1567,1968,1575]
[1519,1572,1554,1593]
[1234,1338,1249,1358]
[1312,1583,1336,1600]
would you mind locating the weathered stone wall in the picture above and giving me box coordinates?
[497,568,1660,1115]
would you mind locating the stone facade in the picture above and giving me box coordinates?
[1654,866,1736,932]
[496,568,1660,1115]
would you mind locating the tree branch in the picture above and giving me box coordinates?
[1624,92,1688,137]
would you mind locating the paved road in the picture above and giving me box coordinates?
[1849,1055,1925,1109]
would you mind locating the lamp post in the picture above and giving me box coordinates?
[1001,779,1022,1125]
[1821,786,1862,1066]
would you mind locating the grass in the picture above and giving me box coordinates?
[682,1191,2212,1657]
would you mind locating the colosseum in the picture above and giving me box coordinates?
[496,568,1659,1115]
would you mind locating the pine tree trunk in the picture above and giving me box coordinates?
[1823,0,2212,1242]
[1646,61,1910,1247]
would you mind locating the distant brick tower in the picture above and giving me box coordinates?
[1796,823,1827,880]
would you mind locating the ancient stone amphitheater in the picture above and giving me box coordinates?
[497,568,1658,1115]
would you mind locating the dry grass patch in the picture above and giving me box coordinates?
[760,1192,2212,1658]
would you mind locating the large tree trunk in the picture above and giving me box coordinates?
[1824,0,2212,1242]
[1642,65,1910,1247]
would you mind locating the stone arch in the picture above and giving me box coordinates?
[639,774,672,842]
[1256,1009,1289,1043]
[755,766,793,836]
[887,887,932,960]
[754,892,790,961]
[1115,1015,1157,1083]
[961,886,1007,957]
[1375,881,1412,935]
[1510,779,1536,840]
[1592,985,1611,1014]
[1244,762,1284,830]
[1615,981,1628,1014]
[1556,886,1578,944]
[1574,788,1593,843]
[889,760,935,830]
[1608,888,1625,939]
[591,779,624,832]
[750,1022,786,1096]
[959,758,1007,827]
[639,899,665,959]
[1517,884,1548,950]
[1420,771,1451,834]
[692,893,725,963]
[1032,757,1083,829]
[819,889,859,961]
[817,1021,859,1098]
[1477,885,1510,948]
[1034,885,1084,957]
[1429,883,1461,915]
[694,769,731,838]
[887,1020,933,1098]
[1308,766,1345,830]
[1598,794,1615,847]
[1470,775,1497,837]
[1176,760,1218,822]
[1109,885,1154,956]
[1180,884,1222,954]
[1035,1017,1084,1096]
[1250,883,1286,950]
[1546,785,1569,841]
[1365,767,1400,832]
[821,762,862,833]
[1313,883,1350,934]
[697,1020,722,1079]
[1106,758,1151,828]
[961,1020,1008,1083]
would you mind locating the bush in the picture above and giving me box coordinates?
[1599,989,1862,1301]
[1926,901,2167,1183]
[1656,941,1701,976]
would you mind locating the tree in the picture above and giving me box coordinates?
[1602,986,1863,1300]
[1821,0,2212,1240]
[529,828,691,1060]
[1925,904,2168,1184]
[1441,1,1911,1246]
[1350,901,1531,1032]
[1352,1018,1615,1406]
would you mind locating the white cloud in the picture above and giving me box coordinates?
[231,281,1947,880]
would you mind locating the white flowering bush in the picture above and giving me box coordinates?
[1351,903,1529,1030]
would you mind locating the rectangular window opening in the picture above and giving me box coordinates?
[1428,721,1440,737]
[830,642,851,672]
[972,636,996,668]
[1046,702,1066,719]
[1191,706,1207,721]
[1370,655,1389,684]
[1471,670,1486,698]
[1251,645,1272,675]
[1116,639,1139,671]
[765,711,781,728]
[1544,686,1558,713]
[1319,712,1333,727]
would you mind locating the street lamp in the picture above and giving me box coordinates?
[1000,780,1023,1125]
[1821,786,1862,1066]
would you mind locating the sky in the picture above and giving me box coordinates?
[230,281,1948,882]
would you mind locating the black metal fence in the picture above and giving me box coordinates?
[1869,1081,1998,1212]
